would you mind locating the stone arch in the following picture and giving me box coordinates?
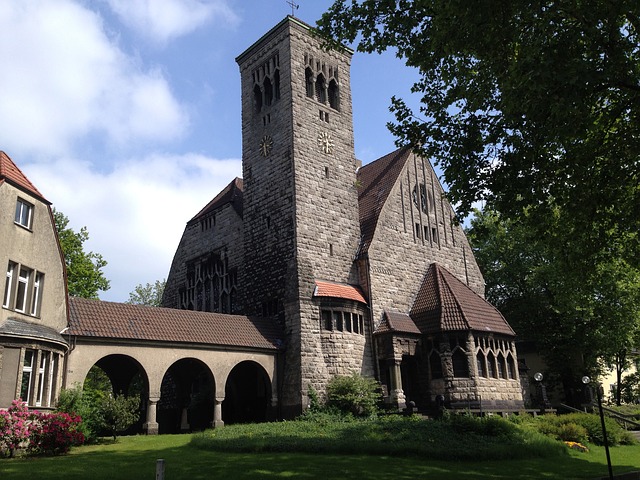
[223,360,271,424]
[158,358,215,434]
[87,354,149,434]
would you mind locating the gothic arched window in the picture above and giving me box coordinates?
[452,348,469,378]
[263,77,273,106]
[305,68,314,98]
[253,84,262,113]
[274,69,280,100]
[315,73,326,104]
[328,79,339,110]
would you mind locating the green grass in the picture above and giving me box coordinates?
[1,417,639,479]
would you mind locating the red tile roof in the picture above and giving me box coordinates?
[189,177,243,224]
[410,264,515,336]
[0,151,48,202]
[356,147,411,256]
[68,297,283,350]
[313,280,367,304]
[375,310,421,335]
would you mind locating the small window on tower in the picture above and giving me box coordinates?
[274,70,280,100]
[254,84,262,113]
[305,68,314,98]
[328,79,339,110]
[315,73,326,104]
[263,77,273,106]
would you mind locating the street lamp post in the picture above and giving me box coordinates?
[534,372,550,413]
[582,376,613,480]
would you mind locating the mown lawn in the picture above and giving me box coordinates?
[1,417,639,479]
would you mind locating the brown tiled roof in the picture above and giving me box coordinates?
[375,310,421,335]
[189,177,243,224]
[356,147,411,256]
[0,151,48,202]
[410,263,515,336]
[68,297,283,350]
[313,280,367,304]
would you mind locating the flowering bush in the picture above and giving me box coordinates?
[28,411,85,455]
[0,399,36,457]
[0,399,84,457]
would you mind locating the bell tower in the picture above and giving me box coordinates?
[236,16,366,416]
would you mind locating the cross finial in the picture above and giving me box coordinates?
[286,0,299,16]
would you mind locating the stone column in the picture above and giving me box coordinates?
[213,397,224,428]
[143,396,160,435]
[390,360,406,410]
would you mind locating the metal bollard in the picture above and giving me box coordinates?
[156,459,165,480]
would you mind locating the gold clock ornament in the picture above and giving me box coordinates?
[317,131,333,154]
[259,135,273,157]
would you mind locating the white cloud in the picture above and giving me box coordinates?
[105,0,239,44]
[24,153,242,301]
[0,0,187,157]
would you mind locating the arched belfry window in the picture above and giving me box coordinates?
[315,73,326,104]
[254,84,262,113]
[274,69,280,100]
[328,79,339,110]
[305,67,314,98]
[263,77,273,107]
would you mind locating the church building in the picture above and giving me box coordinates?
[163,16,524,416]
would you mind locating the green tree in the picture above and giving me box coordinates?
[54,209,110,298]
[467,208,640,404]
[318,1,640,268]
[126,279,166,306]
[99,394,140,441]
[326,373,382,417]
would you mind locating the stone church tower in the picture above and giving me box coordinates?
[236,17,368,416]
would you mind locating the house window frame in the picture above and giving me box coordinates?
[14,198,34,229]
[3,261,44,317]
[21,349,35,403]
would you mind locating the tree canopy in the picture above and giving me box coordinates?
[126,279,166,307]
[54,209,110,299]
[318,1,640,267]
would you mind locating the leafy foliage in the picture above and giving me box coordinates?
[317,2,640,250]
[523,413,636,446]
[325,373,382,417]
[98,394,140,441]
[466,207,640,402]
[54,209,110,298]
[126,279,166,306]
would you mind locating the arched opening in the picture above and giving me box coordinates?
[86,355,149,435]
[274,69,280,100]
[506,353,516,379]
[400,354,419,405]
[305,67,314,98]
[429,350,442,379]
[486,352,496,378]
[253,84,262,113]
[223,361,271,424]
[452,348,469,378]
[476,352,486,377]
[328,79,339,110]
[263,77,273,106]
[158,358,214,434]
[497,352,506,379]
[315,73,326,104]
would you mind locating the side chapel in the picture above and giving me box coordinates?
[163,16,524,416]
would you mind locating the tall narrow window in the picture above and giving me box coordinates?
[3,262,15,308]
[476,352,486,377]
[315,74,326,104]
[21,350,34,403]
[274,69,280,100]
[328,79,339,110]
[487,352,496,378]
[15,198,33,229]
[36,351,49,407]
[47,355,57,406]
[253,84,262,113]
[429,350,443,379]
[452,348,469,377]
[30,272,43,316]
[305,68,314,98]
[263,77,273,106]
[15,267,31,313]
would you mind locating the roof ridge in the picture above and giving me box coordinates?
[0,151,47,202]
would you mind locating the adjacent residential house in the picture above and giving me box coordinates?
[0,151,68,409]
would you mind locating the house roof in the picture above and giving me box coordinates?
[313,280,367,304]
[0,317,68,347]
[410,263,515,336]
[375,310,421,335]
[67,297,283,350]
[356,147,411,256]
[189,177,243,224]
[0,151,48,203]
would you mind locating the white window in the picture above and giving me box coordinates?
[15,267,31,313]
[14,198,33,229]
[36,352,49,407]
[47,355,57,407]
[3,262,15,308]
[20,350,34,403]
[30,272,43,316]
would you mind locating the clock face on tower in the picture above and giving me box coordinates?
[317,131,333,155]
[259,135,273,157]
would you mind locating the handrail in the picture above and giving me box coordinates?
[560,403,640,430]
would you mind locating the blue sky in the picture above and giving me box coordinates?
[0,0,422,302]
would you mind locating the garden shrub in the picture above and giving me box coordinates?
[0,400,33,457]
[28,412,84,455]
[533,413,635,446]
[326,373,382,417]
